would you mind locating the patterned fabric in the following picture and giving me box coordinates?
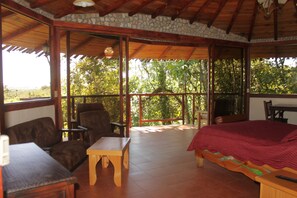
[188,120,297,170]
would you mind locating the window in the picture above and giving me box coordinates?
[1,7,51,103]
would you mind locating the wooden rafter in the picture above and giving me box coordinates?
[99,0,130,17]
[207,0,228,28]
[152,0,171,19]
[159,46,172,59]
[189,0,211,24]
[3,22,42,42]
[30,0,55,8]
[293,0,297,15]
[130,44,146,58]
[186,47,196,60]
[226,0,244,34]
[171,0,195,20]
[248,0,258,41]
[129,0,155,16]
[70,37,95,55]
[1,10,15,18]
[274,1,278,41]
[54,6,78,18]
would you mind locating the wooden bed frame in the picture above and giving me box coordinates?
[195,149,297,181]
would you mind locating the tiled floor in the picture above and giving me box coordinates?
[73,125,260,198]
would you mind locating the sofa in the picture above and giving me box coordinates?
[4,117,87,171]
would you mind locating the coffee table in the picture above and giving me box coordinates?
[86,137,131,187]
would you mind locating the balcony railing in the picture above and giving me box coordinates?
[62,93,207,127]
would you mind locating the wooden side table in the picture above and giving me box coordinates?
[256,170,297,198]
[87,137,131,187]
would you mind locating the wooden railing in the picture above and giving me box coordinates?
[62,93,207,127]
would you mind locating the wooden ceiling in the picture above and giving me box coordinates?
[1,0,297,59]
[24,0,297,41]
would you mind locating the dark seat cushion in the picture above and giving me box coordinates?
[5,117,61,147]
[51,140,86,171]
[80,110,121,146]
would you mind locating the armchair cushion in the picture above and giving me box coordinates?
[4,117,86,171]
[79,110,122,146]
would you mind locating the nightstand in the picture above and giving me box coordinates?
[256,170,297,198]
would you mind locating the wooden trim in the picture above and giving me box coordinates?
[53,21,248,47]
[0,5,5,131]
[4,99,54,112]
[250,94,297,98]
[1,0,52,25]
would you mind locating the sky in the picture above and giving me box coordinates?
[3,51,51,89]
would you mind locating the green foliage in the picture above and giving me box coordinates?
[251,58,297,94]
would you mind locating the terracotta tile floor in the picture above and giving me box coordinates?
[73,125,260,198]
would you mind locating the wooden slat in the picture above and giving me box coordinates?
[3,22,42,42]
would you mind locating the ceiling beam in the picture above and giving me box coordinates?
[159,46,172,59]
[189,0,211,24]
[54,6,78,18]
[248,1,258,41]
[292,0,297,16]
[129,0,155,16]
[3,22,42,42]
[273,0,278,41]
[171,0,194,20]
[99,0,130,17]
[151,1,168,19]
[70,37,95,55]
[207,0,228,28]
[30,0,55,8]
[186,47,196,60]
[130,44,146,58]
[226,0,244,34]
[1,10,15,18]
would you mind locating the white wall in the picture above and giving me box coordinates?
[249,97,297,125]
[5,105,55,128]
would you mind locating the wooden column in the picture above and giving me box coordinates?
[125,36,130,137]
[66,31,71,128]
[119,37,124,126]
[0,5,5,131]
[51,26,62,129]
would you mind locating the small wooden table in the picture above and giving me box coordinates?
[256,170,297,198]
[3,143,76,198]
[270,104,297,120]
[86,137,131,187]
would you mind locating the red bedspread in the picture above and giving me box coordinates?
[188,120,297,170]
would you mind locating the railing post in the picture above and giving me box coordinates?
[192,94,195,125]
[182,94,185,125]
[139,95,142,127]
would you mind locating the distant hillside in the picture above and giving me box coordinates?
[4,86,51,103]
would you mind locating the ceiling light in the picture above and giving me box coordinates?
[257,0,288,18]
[73,0,95,7]
[104,47,114,59]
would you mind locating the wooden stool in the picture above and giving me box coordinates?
[87,137,131,187]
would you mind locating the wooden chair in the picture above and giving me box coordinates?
[75,103,126,147]
[197,110,208,130]
[263,100,288,123]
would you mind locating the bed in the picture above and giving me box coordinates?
[187,120,297,180]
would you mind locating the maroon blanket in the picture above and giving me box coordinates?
[188,120,297,170]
